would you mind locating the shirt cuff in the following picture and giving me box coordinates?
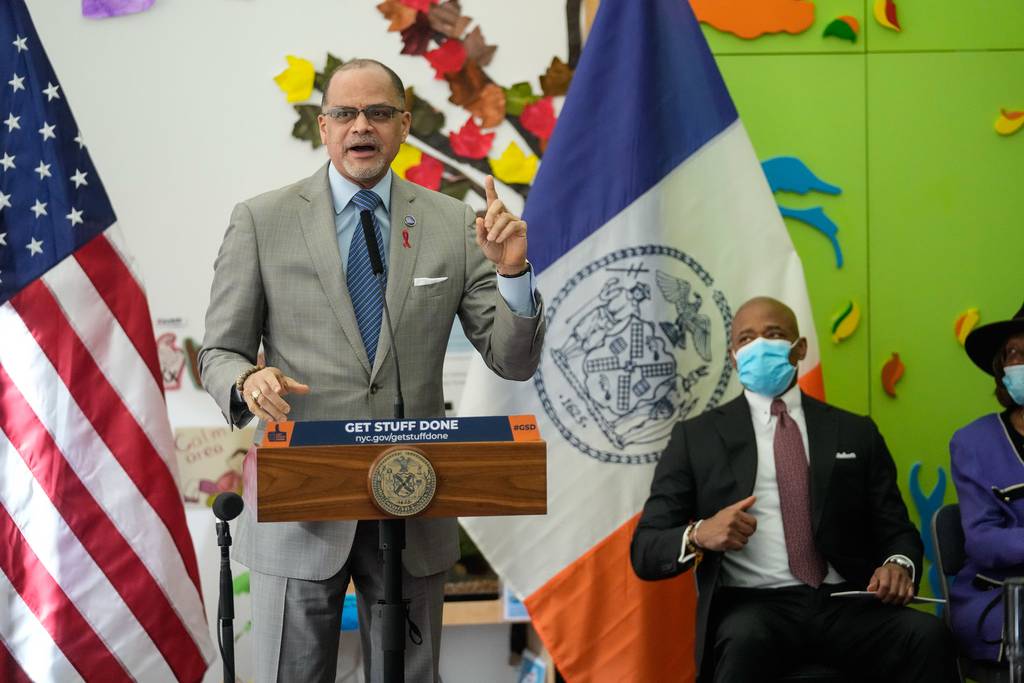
[495,264,537,317]
[884,554,916,582]
[678,520,703,564]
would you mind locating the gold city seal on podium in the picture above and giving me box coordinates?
[367,446,437,517]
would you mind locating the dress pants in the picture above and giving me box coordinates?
[705,583,959,683]
[249,520,446,683]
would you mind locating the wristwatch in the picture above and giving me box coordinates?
[885,556,914,577]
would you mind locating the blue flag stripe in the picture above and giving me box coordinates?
[522,0,738,274]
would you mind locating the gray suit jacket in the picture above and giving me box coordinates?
[199,164,545,580]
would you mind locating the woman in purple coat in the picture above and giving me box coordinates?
[950,302,1024,663]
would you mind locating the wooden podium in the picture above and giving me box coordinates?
[254,415,547,522]
[253,414,547,683]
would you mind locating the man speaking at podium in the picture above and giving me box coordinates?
[198,59,545,683]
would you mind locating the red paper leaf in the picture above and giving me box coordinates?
[449,116,495,159]
[406,154,443,190]
[400,0,437,11]
[425,39,467,79]
[400,12,434,55]
[520,97,556,140]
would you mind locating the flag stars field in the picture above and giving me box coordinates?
[70,168,87,187]
[42,82,59,101]
[0,152,14,170]
[0,191,10,210]
[66,207,83,226]
[12,34,27,51]
[30,198,46,217]
[34,160,50,179]
[38,121,55,140]
[25,236,42,255]
[5,112,19,131]
[8,72,24,92]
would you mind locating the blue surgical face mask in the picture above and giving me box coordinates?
[1003,365,1024,406]
[734,337,798,398]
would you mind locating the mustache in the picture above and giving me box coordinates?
[345,136,381,150]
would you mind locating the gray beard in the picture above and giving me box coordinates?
[342,155,388,182]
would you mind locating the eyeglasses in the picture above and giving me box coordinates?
[321,105,405,124]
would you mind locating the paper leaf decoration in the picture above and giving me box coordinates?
[428,1,472,39]
[690,0,815,39]
[504,82,541,116]
[830,300,861,343]
[873,0,901,32]
[83,0,154,19]
[520,97,557,141]
[823,16,859,42]
[447,60,489,107]
[400,0,437,11]
[377,1,417,32]
[313,53,345,95]
[426,39,467,79]
[401,12,435,55]
[407,90,446,138]
[406,154,444,191]
[463,26,497,66]
[954,308,980,346]
[490,142,539,185]
[392,143,424,178]
[274,56,316,103]
[881,353,905,397]
[995,109,1024,136]
[291,105,323,149]
[761,157,842,195]
[449,117,495,159]
[467,84,506,128]
[539,57,573,97]
[778,206,843,268]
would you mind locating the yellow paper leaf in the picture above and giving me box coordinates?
[391,143,423,178]
[273,55,316,103]
[489,142,538,185]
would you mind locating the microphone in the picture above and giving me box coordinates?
[213,491,243,522]
[359,209,404,420]
[212,492,243,683]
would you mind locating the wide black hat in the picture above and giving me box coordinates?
[965,301,1024,375]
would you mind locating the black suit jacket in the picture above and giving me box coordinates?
[630,392,922,673]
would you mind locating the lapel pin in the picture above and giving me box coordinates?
[402,228,411,249]
[403,215,416,228]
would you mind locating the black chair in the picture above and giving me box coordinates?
[932,503,1009,683]
[777,662,855,682]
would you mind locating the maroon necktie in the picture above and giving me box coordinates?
[771,399,827,588]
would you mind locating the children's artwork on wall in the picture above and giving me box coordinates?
[174,426,252,505]
[273,56,316,103]
[690,0,816,40]
[995,108,1024,136]
[822,16,859,43]
[82,0,154,19]
[830,299,861,343]
[872,0,901,32]
[761,156,844,268]
[954,307,980,346]
[157,332,186,391]
[909,462,948,613]
[881,352,905,397]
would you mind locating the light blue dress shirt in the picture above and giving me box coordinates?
[327,163,536,316]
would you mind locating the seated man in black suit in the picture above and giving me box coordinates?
[631,296,957,682]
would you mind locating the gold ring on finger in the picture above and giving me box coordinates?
[251,389,262,402]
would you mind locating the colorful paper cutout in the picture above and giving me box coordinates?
[779,206,843,268]
[446,60,489,107]
[489,142,538,185]
[291,104,322,149]
[909,463,948,616]
[391,143,424,178]
[377,0,417,32]
[823,16,859,42]
[400,0,437,11]
[274,56,316,103]
[425,39,467,79]
[504,82,541,117]
[539,57,574,98]
[690,0,816,40]
[157,332,186,391]
[830,300,861,343]
[520,97,557,141]
[995,109,1024,136]
[407,90,446,138]
[428,1,471,39]
[449,117,495,159]
[954,307,980,346]
[83,0,154,19]
[466,83,507,129]
[762,157,842,196]
[881,352,905,397]
[873,0,901,32]
[406,154,444,191]
[313,53,345,95]
[463,26,497,67]
[401,12,434,55]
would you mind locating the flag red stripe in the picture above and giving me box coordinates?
[0,504,133,683]
[9,281,201,592]
[74,234,162,393]
[0,364,207,683]
[0,636,35,683]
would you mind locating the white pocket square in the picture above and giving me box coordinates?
[835,452,857,460]
[413,276,448,287]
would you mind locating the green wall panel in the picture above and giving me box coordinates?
[864,0,1024,52]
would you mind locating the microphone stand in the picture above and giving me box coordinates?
[360,210,407,683]
[212,492,244,683]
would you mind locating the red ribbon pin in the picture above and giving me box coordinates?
[402,228,411,249]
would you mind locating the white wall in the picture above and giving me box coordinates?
[24,1,568,680]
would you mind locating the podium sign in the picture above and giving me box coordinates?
[255,415,547,523]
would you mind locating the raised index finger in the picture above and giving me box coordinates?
[484,175,498,207]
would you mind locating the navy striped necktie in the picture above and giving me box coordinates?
[347,190,387,366]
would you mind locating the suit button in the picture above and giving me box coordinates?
[370,383,380,394]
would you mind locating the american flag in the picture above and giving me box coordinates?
[0,2,214,681]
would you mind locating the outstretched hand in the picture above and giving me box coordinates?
[693,496,758,552]
[475,175,527,275]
